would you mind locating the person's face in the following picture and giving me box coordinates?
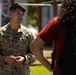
[2,2,9,14]
[9,9,25,24]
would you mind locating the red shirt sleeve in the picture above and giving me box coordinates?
[38,17,59,43]
[38,17,68,75]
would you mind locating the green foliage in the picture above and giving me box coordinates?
[28,0,51,26]
[30,65,53,75]
[28,0,50,3]
[28,0,44,26]
[28,0,38,3]
[28,6,38,26]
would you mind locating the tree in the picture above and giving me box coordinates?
[28,0,38,26]
[28,0,53,26]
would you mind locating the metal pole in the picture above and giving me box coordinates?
[10,0,15,4]
[53,0,57,17]
[38,0,42,32]
[53,0,57,54]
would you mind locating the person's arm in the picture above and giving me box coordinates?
[30,17,59,69]
[0,31,16,65]
[23,52,36,64]
[30,37,52,71]
[0,47,16,65]
[23,32,36,65]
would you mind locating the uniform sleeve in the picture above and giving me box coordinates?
[0,50,6,65]
[38,17,59,43]
[0,36,6,65]
[23,32,36,65]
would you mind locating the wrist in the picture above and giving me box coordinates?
[22,55,26,62]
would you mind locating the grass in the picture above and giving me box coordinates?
[30,65,53,75]
[30,50,53,75]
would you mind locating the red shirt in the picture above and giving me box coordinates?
[38,17,67,75]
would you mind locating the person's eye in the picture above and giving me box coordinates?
[17,13,20,15]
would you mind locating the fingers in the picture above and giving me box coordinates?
[5,55,24,65]
[14,56,24,65]
[5,55,16,64]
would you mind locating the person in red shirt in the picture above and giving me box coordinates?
[30,0,76,75]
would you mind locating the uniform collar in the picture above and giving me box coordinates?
[6,22,22,33]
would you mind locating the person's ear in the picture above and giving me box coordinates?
[9,11,12,17]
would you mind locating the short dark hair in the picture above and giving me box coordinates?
[9,3,25,12]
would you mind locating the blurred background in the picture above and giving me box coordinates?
[0,0,62,35]
[0,0,62,75]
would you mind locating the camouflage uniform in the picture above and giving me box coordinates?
[0,23,36,75]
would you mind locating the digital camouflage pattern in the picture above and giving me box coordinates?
[0,23,36,75]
